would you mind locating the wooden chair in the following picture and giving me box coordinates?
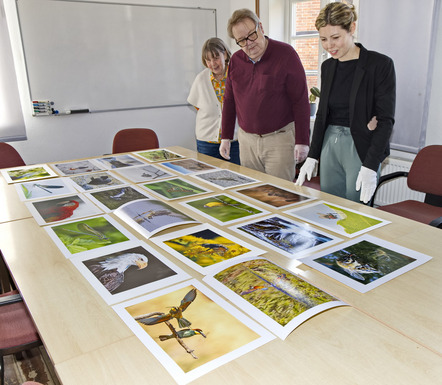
[112,128,159,154]
[370,145,442,227]
[0,143,26,169]
[0,253,42,385]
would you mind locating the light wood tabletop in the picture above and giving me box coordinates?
[0,146,440,384]
[0,175,33,224]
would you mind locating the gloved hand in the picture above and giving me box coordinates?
[295,157,318,186]
[219,139,231,160]
[295,144,309,164]
[356,166,377,203]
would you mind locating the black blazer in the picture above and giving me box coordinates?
[309,43,396,171]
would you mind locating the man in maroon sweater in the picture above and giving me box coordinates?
[219,9,310,181]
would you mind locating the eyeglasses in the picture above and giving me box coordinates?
[235,26,259,47]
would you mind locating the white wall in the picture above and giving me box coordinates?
[6,0,442,165]
[4,0,254,165]
[426,1,442,146]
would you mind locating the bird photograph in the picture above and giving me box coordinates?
[88,252,148,292]
[137,288,197,328]
[125,284,266,372]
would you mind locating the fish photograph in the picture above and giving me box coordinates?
[141,178,210,200]
[113,280,273,383]
[286,201,389,237]
[94,154,146,169]
[46,215,132,258]
[113,164,174,183]
[299,235,432,293]
[181,194,267,225]
[2,164,58,183]
[204,257,345,340]
[15,177,78,200]
[233,215,341,259]
[26,194,102,225]
[235,183,314,208]
[50,159,104,175]
[160,158,217,175]
[86,186,150,211]
[191,169,258,189]
[70,171,126,191]
[134,149,184,162]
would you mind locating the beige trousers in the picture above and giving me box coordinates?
[237,122,295,181]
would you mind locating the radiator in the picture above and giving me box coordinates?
[374,157,425,207]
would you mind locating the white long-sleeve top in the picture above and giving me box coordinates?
[187,68,237,142]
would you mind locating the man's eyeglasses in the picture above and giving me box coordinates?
[236,26,259,47]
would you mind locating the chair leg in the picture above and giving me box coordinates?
[1,354,4,385]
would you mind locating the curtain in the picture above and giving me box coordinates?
[0,0,26,142]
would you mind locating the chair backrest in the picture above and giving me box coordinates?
[0,143,26,169]
[112,128,159,154]
[407,145,442,198]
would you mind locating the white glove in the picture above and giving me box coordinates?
[295,144,309,164]
[295,157,318,186]
[356,166,377,203]
[219,139,231,160]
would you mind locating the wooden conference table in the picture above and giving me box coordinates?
[0,146,441,384]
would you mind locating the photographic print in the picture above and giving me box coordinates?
[1,164,58,184]
[45,214,135,259]
[190,169,258,190]
[14,177,78,201]
[25,194,102,225]
[133,148,184,163]
[50,159,105,176]
[235,183,314,209]
[94,154,146,169]
[203,257,347,340]
[285,200,390,237]
[69,171,127,192]
[113,164,174,183]
[160,158,217,175]
[151,224,264,274]
[84,185,151,212]
[113,279,274,385]
[180,194,268,226]
[299,235,432,293]
[71,242,191,304]
[231,215,342,259]
[114,199,199,238]
[141,178,211,201]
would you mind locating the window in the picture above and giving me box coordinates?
[288,0,359,92]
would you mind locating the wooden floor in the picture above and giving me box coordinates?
[3,346,61,385]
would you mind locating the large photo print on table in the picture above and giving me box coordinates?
[25,194,103,225]
[234,183,315,209]
[45,214,136,259]
[230,215,342,260]
[114,199,199,238]
[180,194,268,226]
[203,257,347,340]
[1,164,58,183]
[84,185,151,212]
[113,279,274,385]
[285,201,390,238]
[151,224,265,274]
[71,242,191,304]
[298,235,433,293]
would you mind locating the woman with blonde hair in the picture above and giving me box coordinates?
[188,37,240,164]
[296,3,396,203]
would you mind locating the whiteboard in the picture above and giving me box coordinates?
[16,0,216,114]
